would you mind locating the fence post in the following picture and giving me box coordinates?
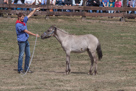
[120,0,127,22]
[45,0,50,19]
[7,0,11,18]
[82,0,87,20]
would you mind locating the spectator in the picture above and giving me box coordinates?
[97,0,104,13]
[121,0,123,6]
[86,0,93,13]
[4,0,8,4]
[41,0,47,5]
[32,0,41,11]
[102,0,109,12]
[41,0,47,11]
[14,0,24,10]
[72,0,83,6]
[33,0,41,5]
[50,0,56,12]
[114,0,122,13]
[64,0,72,5]
[127,0,131,7]
[24,0,34,11]
[127,0,131,13]
[16,0,24,4]
[72,0,83,12]
[50,0,56,5]
[108,0,115,13]
[11,0,16,10]
[56,0,64,5]
[4,0,8,10]
[55,0,64,11]
[64,0,72,12]
[129,0,136,14]
[92,0,100,13]
[102,0,109,7]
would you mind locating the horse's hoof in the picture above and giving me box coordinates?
[65,69,71,75]
[88,70,93,75]
[66,71,70,75]
[88,72,93,75]
[94,70,97,75]
[66,72,69,75]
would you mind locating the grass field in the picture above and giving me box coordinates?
[1,16,136,91]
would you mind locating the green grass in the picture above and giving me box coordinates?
[1,16,136,91]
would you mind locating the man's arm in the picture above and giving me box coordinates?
[27,7,40,18]
[24,29,40,37]
[72,0,76,6]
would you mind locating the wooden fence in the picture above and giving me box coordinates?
[1,1,136,21]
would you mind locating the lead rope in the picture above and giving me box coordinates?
[21,35,38,77]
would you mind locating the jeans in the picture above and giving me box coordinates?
[129,11,136,14]
[89,10,100,13]
[23,8,32,11]
[89,10,92,13]
[97,10,103,13]
[18,40,30,72]
[108,10,114,13]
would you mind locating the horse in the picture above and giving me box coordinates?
[41,25,103,75]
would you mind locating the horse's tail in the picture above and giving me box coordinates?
[96,43,103,60]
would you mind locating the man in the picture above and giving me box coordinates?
[16,7,40,74]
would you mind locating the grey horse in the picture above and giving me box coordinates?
[41,25,103,75]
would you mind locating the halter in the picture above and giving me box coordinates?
[44,30,55,36]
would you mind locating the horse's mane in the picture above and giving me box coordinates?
[51,25,69,34]
[58,28,69,34]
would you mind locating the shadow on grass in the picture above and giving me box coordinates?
[45,71,87,75]
[71,72,87,74]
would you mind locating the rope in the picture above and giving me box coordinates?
[21,35,38,77]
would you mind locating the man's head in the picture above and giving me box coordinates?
[18,13,25,22]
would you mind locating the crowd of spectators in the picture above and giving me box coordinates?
[0,0,136,14]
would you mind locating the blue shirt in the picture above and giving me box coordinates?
[102,0,109,6]
[16,16,29,42]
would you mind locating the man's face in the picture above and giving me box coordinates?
[19,15,24,22]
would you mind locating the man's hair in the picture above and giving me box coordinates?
[17,13,25,19]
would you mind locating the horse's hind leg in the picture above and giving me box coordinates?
[92,52,98,75]
[65,52,71,74]
[87,49,98,75]
[87,49,94,75]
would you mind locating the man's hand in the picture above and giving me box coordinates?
[27,7,41,18]
[36,34,40,37]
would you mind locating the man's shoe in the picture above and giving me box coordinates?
[18,70,24,74]
[25,70,33,73]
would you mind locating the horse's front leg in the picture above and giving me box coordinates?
[65,52,71,75]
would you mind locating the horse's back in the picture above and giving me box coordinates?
[66,34,99,53]
[85,34,99,50]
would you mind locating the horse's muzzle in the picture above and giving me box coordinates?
[41,36,44,39]
[41,36,50,39]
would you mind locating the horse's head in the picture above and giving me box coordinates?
[41,25,57,39]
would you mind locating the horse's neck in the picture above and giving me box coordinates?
[54,29,69,43]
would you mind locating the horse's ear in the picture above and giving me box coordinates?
[54,26,57,31]
[51,25,56,27]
